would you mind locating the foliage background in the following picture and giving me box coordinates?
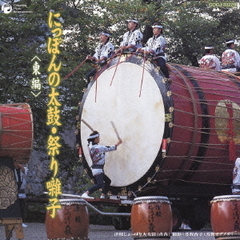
[0,0,240,193]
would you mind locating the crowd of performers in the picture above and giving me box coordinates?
[86,19,170,81]
[199,39,240,72]
[86,18,240,85]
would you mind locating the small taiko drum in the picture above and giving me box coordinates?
[45,199,89,240]
[0,103,33,164]
[131,196,172,240]
[211,195,240,239]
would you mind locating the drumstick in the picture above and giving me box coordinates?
[139,54,146,97]
[81,119,95,132]
[63,59,87,80]
[110,54,121,86]
[110,121,121,140]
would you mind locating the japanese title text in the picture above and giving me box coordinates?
[45,11,63,218]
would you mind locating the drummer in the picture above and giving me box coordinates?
[221,39,240,73]
[115,19,143,53]
[232,157,240,194]
[198,46,221,71]
[136,22,169,79]
[81,131,122,199]
[86,30,114,82]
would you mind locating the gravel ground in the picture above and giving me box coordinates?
[0,223,216,240]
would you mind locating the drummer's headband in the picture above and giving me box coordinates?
[226,40,234,44]
[88,134,99,139]
[100,32,110,37]
[152,25,163,29]
[205,46,214,50]
[126,19,138,24]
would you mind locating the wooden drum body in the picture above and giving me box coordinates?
[161,65,240,187]
[45,199,89,240]
[211,195,240,239]
[0,103,33,164]
[131,196,172,239]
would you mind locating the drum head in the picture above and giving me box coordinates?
[133,196,170,204]
[212,195,240,202]
[81,59,166,187]
[60,199,86,205]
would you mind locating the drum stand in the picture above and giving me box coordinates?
[0,218,24,240]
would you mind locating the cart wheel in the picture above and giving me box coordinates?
[112,206,131,230]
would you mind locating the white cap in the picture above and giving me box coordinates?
[126,19,138,24]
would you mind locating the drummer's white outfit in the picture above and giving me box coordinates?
[120,29,143,52]
[86,40,114,81]
[141,35,169,78]
[199,54,221,71]
[87,144,117,195]
[93,41,114,63]
[221,48,240,73]
[142,35,166,59]
[232,157,240,194]
[89,144,116,176]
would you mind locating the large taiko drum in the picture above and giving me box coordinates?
[0,103,33,163]
[45,199,89,240]
[79,53,240,194]
[80,54,172,192]
[131,196,172,240]
[211,195,240,239]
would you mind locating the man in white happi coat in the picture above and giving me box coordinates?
[116,19,143,53]
[221,39,240,73]
[81,131,122,199]
[86,30,114,81]
[86,30,114,64]
[137,22,169,78]
[199,46,221,71]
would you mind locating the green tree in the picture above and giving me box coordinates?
[158,0,240,65]
[1,0,240,192]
